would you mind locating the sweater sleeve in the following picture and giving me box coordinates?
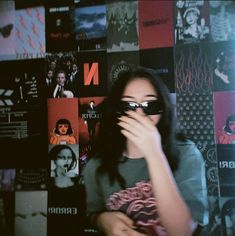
[174,140,209,226]
[83,158,106,217]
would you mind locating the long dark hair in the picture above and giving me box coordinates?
[94,66,178,188]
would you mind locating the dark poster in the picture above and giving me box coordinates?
[106,1,138,52]
[45,3,75,52]
[47,187,86,235]
[0,59,47,167]
[140,47,175,93]
[78,96,104,173]
[45,52,79,98]
[174,43,213,94]
[138,0,174,49]
[211,41,235,91]
[0,1,15,58]
[15,191,47,236]
[214,91,235,145]
[0,169,15,192]
[73,3,106,51]
[107,51,139,89]
[209,1,235,43]
[0,192,15,236]
[174,0,210,45]
[15,6,46,57]
[77,50,107,97]
[217,145,235,197]
[47,98,78,145]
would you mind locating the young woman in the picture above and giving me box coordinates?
[83,66,208,236]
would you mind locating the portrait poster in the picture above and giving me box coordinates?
[174,43,212,94]
[48,144,79,189]
[214,91,235,145]
[174,0,210,45]
[140,47,175,93]
[78,96,105,173]
[76,50,107,97]
[47,98,78,145]
[0,192,15,236]
[107,50,139,89]
[217,145,235,197]
[0,169,16,192]
[209,1,235,43]
[45,3,75,52]
[0,1,15,58]
[73,3,106,51]
[15,191,47,236]
[47,187,86,235]
[106,1,138,52]
[211,41,235,92]
[15,6,45,57]
[138,0,174,49]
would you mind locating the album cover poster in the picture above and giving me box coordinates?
[219,197,235,236]
[209,1,235,43]
[76,50,107,97]
[73,3,107,51]
[106,1,138,52]
[174,0,210,45]
[45,51,79,98]
[107,50,139,89]
[47,186,86,235]
[15,6,45,57]
[176,93,215,152]
[0,169,16,192]
[0,192,15,236]
[78,96,105,172]
[174,43,213,94]
[211,41,235,92]
[0,1,15,58]
[140,47,175,93]
[47,98,78,145]
[138,0,174,49]
[14,168,47,191]
[15,191,47,236]
[45,3,75,52]
[48,144,79,189]
[0,59,47,167]
[214,91,235,145]
[217,145,235,197]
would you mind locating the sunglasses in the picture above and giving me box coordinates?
[117,100,163,116]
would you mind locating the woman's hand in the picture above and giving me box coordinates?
[117,110,163,160]
[96,211,146,236]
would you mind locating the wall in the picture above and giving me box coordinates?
[0,0,235,235]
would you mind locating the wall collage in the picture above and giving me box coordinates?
[0,0,235,235]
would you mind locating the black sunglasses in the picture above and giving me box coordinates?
[117,100,163,116]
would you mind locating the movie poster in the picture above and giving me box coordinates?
[76,50,107,97]
[47,98,78,145]
[0,1,15,58]
[15,191,47,236]
[73,2,106,51]
[107,51,139,89]
[174,0,210,44]
[214,91,235,145]
[45,51,79,98]
[138,0,174,49]
[140,47,175,93]
[174,43,212,93]
[211,41,235,92]
[106,1,138,52]
[209,1,235,43]
[45,3,75,52]
[15,6,45,57]
[78,96,104,173]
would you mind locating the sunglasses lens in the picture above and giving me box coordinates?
[143,101,163,115]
